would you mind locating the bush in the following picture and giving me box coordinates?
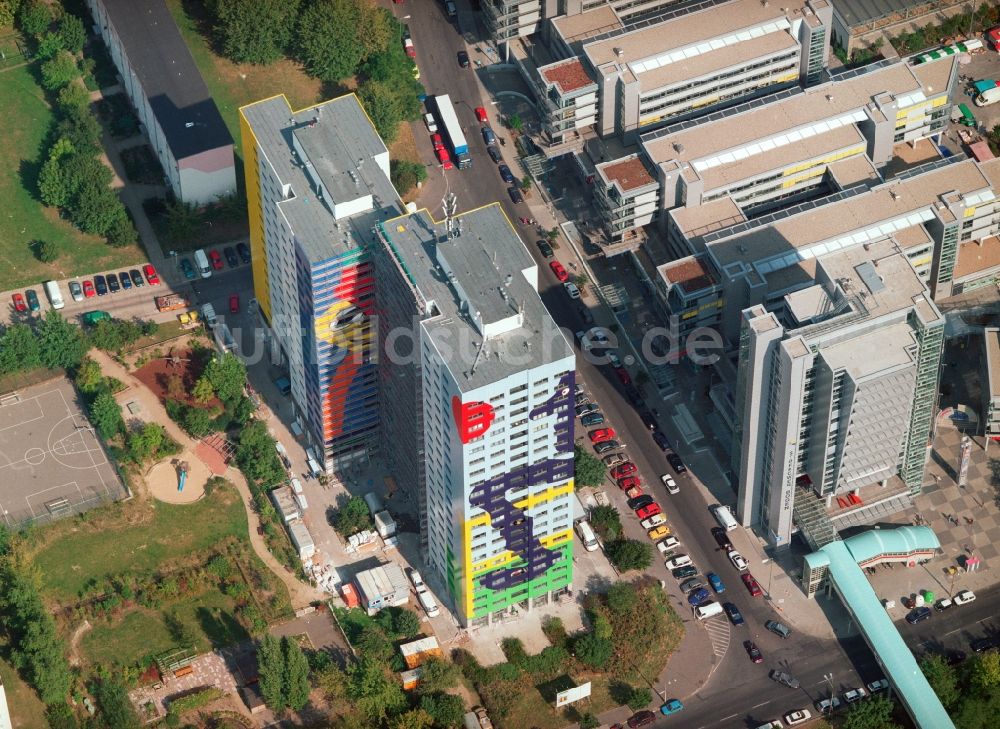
[605,538,652,572]
[167,687,223,715]
[333,495,373,537]
[58,14,87,55]
[17,0,51,38]
[41,51,80,91]
[390,159,428,195]
[574,445,604,488]
[589,504,621,541]
[33,239,58,262]
[606,581,637,614]
[573,631,612,670]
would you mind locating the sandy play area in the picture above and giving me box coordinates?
[146,454,211,504]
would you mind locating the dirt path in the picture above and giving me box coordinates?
[67,619,92,667]
[89,350,324,609]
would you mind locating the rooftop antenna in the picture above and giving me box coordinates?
[442,193,458,239]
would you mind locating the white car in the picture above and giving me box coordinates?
[656,537,680,555]
[866,679,889,693]
[661,474,679,494]
[783,709,812,726]
[954,589,976,605]
[68,280,84,302]
[815,696,841,714]
[578,328,609,351]
[564,282,581,299]
[843,687,867,703]
[423,112,438,133]
[407,568,424,590]
[727,549,749,571]
[665,554,692,570]
[640,514,666,529]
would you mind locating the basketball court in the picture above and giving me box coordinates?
[0,379,127,528]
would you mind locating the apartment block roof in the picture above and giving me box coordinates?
[539,58,596,94]
[598,155,657,192]
[101,0,232,160]
[240,94,402,263]
[642,59,940,168]
[552,5,622,44]
[658,254,719,294]
[954,236,1000,280]
[709,158,998,271]
[986,326,1000,401]
[378,205,574,392]
[670,196,746,240]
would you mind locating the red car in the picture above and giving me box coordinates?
[436,147,453,170]
[143,264,160,285]
[475,106,488,123]
[229,294,240,313]
[744,640,763,664]
[615,366,632,385]
[83,280,96,298]
[210,249,224,270]
[549,261,569,282]
[624,483,643,499]
[431,133,444,151]
[617,475,641,491]
[742,573,763,597]
[11,293,26,313]
[589,428,617,443]
[404,38,415,58]
[635,503,661,519]
[610,462,637,479]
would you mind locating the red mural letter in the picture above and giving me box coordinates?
[451,396,495,444]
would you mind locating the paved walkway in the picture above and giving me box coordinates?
[90,349,324,609]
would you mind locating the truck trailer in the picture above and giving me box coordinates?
[155,294,189,312]
[434,94,472,169]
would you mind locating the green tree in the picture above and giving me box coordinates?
[415,657,459,695]
[507,113,523,132]
[0,324,41,374]
[520,174,533,192]
[333,495,373,536]
[0,0,20,28]
[193,376,216,404]
[573,631,612,670]
[391,709,435,729]
[360,4,394,59]
[232,396,255,426]
[38,138,77,208]
[70,183,123,235]
[74,357,103,393]
[295,0,367,82]
[35,31,65,61]
[126,423,165,463]
[358,78,402,144]
[842,695,898,729]
[589,504,621,541]
[33,239,59,262]
[592,613,612,641]
[40,50,79,90]
[214,0,301,64]
[17,0,50,38]
[574,445,605,488]
[920,653,959,708]
[969,652,1000,692]
[625,686,652,710]
[90,391,124,440]
[204,352,247,404]
[605,539,652,572]
[281,636,311,710]
[37,310,89,369]
[419,693,464,727]
[347,656,407,721]
[57,112,103,154]
[605,581,637,614]
[257,634,286,710]
[579,713,599,729]
[181,406,215,438]
[105,210,137,248]
[390,159,428,195]
[93,677,141,729]
[56,81,90,115]
[58,14,87,54]
[61,151,114,205]
[163,199,199,242]
[235,420,286,487]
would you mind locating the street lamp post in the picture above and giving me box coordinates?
[824,673,834,698]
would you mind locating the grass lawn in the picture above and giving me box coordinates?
[80,590,248,669]
[32,483,247,601]
[0,61,144,291]
[0,654,49,729]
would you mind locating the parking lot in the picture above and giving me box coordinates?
[0,378,127,528]
[949,45,1000,133]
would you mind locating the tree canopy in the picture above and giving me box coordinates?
[213,0,301,64]
[574,445,605,488]
[605,538,652,572]
[333,495,373,537]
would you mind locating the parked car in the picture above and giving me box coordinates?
[508,186,524,203]
[498,164,514,183]
[680,577,705,593]
[94,275,108,296]
[672,565,697,579]
[712,527,732,549]
[954,589,977,605]
[106,273,120,293]
[648,525,671,541]
[437,147,454,169]
[581,412,605,426]
[457,50,470,68]
[180,258,196,280]
[236,242,251,264]
[482,126,495,144]
[722,602,744,626]
[118,271,132,290]
[815,697,841,715]
[707,573,725,593]
[842,688,867,704]
[536,240,554,258]
[652,431,671,451]
[610,462,636,478]
[209,249,224,270]
[594,440,623,454]
[665,555,692,570]
[666,452,687,473]
[741,573,763,597]
[661,473,679,494]
[628,495,654,510]
[765,620,791,639]
[229,294,240,313]
[604,453,627,467]
[626,711,656,728]
[83,280,95,298]
[636,503,661,520]
[624,483,643,499]
[935,598,953,612]
[867,679,889,693]
[906,606,932,624]
[770,670,800,689]
[143,264,160,285]
[575,402,599,416]
[11,293,27,312]
[564,282,581,299]
[617,476,640,491]
[224,246,239,267]
[127,267,144,288]
[970,636,1000,653]
[589,428,617,443]
[744,640,763,664]
[550,261,569,282]
[487,145,502,163]
[659,699,683,716]
[784,709,812,726]
[687,587,711,606]
[475,106,488,123]
[656,536,680,554]
[407,567,424,589]
[640,514,666,529]
[69,281,84,302]
[728,550,749,571]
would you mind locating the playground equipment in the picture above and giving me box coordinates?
[178,461,189,492]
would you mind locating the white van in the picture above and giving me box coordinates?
[711,504,738,532]
[194,248,212,278]
[416,587,440,617]
[695,601,724,620]
[43,280,65,310]
[575,519,599,552]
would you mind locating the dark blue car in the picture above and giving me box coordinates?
[722,602,745,626]
[687,588,711,606]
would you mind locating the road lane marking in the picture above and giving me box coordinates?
[753,701,770,708]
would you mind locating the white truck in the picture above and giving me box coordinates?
[416,587,439,617]
[975,86,1000,107]
[200,303,217,328]
[373,510,397,539]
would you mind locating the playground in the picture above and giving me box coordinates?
[133,348,220,409]
[146,455,209,504]
[0,378,127,528]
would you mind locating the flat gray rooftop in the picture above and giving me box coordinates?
[379,205,574,392]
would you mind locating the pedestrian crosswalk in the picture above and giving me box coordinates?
[703,615,731,658]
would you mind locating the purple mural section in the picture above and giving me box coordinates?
[469,372,575,591]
